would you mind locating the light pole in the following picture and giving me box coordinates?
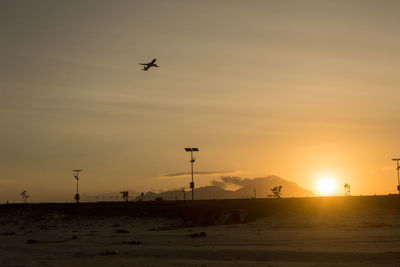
[181,187,186,201]
[185,147,199,200]
[73,169,82,203]
[392,159,400,194]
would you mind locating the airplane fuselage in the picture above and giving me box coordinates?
[139,58,159,71]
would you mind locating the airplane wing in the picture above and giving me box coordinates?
[139,59,157,70]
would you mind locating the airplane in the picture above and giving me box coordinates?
[139,58,159,71]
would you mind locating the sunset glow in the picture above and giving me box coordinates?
[2,2,400,266]
[317,177,337,196]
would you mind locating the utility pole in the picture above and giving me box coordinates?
[73,169,82,203]
[185,148,199,200]
[392,159,400,194]
[181,187,186,201]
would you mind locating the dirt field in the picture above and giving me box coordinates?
[1,196,400,266]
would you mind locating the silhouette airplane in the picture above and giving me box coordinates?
[139,58,159,71]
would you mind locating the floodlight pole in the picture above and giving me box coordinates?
[73,169,82,203]
[185,148,198,201]
[392,159,400,194]
[190,150,194,200]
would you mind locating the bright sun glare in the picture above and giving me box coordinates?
[317,177,337,196]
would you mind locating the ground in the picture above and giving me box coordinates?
[1,197,400,266]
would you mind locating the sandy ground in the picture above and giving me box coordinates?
[1,209,400,267]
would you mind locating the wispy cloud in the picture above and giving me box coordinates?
[211,175,283,188]
[211,176,255,188]
[160,170,239,178]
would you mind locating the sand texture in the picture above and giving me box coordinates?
[1,196,400,266]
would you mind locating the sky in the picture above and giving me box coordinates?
[1,0,400,202]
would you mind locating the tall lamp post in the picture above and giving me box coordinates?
[392,159,400,194]
[185,147,199,200]
[73,169,82,203]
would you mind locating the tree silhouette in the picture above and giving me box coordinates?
[344,183,351,196]
[20,190,30,203]
[120,191,129,202]
[269,185,282,198]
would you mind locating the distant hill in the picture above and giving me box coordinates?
[234,176,314,198]
[142,175,314,200]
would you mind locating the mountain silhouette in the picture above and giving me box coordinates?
[142,175,314,200]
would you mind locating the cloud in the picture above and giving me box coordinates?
[220,176,254,187]
[211,176,274,188]
[210,176,254,188]
[160,170,238,178]
[211,180,226,188]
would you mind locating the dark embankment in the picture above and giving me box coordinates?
[1,195,400,225]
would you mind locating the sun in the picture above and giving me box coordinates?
[316,177,337,196]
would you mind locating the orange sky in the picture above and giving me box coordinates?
[1,1,400,202]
